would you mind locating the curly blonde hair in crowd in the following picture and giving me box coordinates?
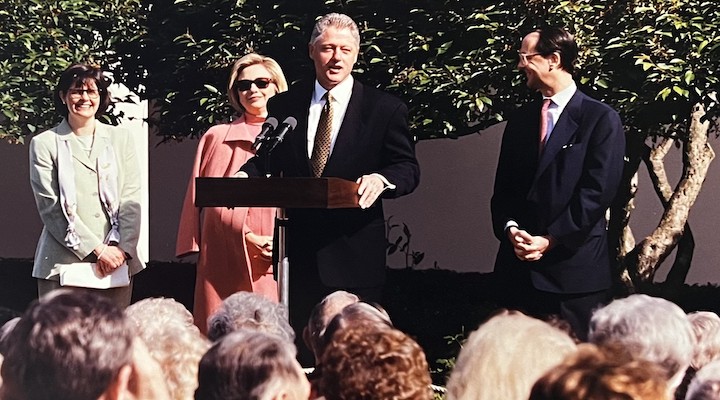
[125,297,211,400]
[445,310,577,400]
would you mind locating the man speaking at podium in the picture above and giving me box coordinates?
[240,13,420,345]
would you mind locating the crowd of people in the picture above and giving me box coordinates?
[3,290,720,400]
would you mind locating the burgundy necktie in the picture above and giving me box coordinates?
[310,92,333,177]
[539,98,551,153]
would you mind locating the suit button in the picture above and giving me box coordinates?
[91,192,98,196]
[95,213,101,218]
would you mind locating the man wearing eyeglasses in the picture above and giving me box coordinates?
[240,13,419,361]
[490,26,625,341]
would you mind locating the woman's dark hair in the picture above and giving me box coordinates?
[53,64,112,118]
[534,27,578,75]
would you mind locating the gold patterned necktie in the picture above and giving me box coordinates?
[310,92,333,177]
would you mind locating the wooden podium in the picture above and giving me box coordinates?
[194,177,360,308]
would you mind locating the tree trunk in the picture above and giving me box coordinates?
[628,103,714,286]
[665,225,694,286]
[638,137,697,287]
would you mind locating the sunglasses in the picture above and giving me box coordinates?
[233,78,273,91]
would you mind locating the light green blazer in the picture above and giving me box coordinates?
[29,119,145,279]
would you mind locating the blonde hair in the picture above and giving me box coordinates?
[446,310,577,400]
[227,53,288,113]
[688,311,720,370]
[125,297,211,400]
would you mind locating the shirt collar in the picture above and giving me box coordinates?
[313,75,354,105]
[546,80,577,108]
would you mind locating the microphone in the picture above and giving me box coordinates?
[252,117,278,151]
[263,117,297,156]
[272,117,298,145]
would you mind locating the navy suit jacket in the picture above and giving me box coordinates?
[242,79,420,287]
[491,90,625,294]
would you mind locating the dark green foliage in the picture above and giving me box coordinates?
[2,0,718,143]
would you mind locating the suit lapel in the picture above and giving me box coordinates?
[291,85,314,176]
[90,122,112,165]
[535,91,584,177]
[55,119,96,172]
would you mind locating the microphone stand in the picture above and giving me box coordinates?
[255,129,290,309]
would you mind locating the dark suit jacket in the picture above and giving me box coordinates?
[242,79,420,287]
[491,90,625,294]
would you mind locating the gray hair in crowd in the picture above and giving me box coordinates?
[686,358,720,400]
[589,294,695,391]
[304,290,359,359]
[207,291,294,342]
[688,311,720,370]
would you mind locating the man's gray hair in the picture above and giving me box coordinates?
[207,291,295,343]
[686,358,720,400]
[589,294,694,391]
[309,12,360,48]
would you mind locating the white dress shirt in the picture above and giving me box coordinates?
[543,81,577,143]
[306,76,354,158]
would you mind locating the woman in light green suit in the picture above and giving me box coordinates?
[29,64,145,307]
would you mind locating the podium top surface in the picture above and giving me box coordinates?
[195,177,360,209]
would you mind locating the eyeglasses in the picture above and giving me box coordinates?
[518,52,543,64]
[233,78,273,91]
[68,89,100,99]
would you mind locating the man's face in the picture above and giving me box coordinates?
[309,26,358,90]
[517,32,549,92]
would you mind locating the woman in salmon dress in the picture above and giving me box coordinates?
[176,53,288,333]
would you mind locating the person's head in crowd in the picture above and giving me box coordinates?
[445,309,577,400]
[0,289,135,400]
[529,343,670,400]
[207,290,294,343]
[126,297,210,400]
[53,63,113,120]
[319,324,432,400]
[688,311,720,371]
[227,53,288,117]
[686,358,720,400]
[318,301,393,360]
[195,329,310,400]
[589,294,695,392]
[303,290,360,364]
[308,13,360,90]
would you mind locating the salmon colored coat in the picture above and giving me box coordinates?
[176,114,278,333]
